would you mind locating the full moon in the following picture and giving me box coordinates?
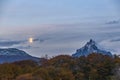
[29,37,33,43]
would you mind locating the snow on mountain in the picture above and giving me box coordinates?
[0,48,40,63]
[72,39,112,57]
[0,48,29,56]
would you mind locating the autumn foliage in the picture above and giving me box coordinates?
[0,53,120,80]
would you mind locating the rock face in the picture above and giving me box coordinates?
[72,39,112,57]
[0,48,40,63]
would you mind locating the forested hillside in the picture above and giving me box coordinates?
[0,53,120,80]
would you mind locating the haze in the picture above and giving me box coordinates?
[0,0,120,57]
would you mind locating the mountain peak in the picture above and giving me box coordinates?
[0,48,29,56]
[88,39,95,44]
[0,48,40,63]
[85,39,97,49]
[72,39,112,57]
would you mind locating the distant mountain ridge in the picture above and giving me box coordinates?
[0,48,40,63]
[72,39,112,57]
[0,48,29,56]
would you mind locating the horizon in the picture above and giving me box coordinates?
[0,0,120,57]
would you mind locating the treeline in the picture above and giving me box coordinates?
[0,53,120,80]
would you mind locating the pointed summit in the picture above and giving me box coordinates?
[89,39,95,43]
[85,39,96,47]
[72,39,112,57]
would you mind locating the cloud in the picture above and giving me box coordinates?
[0,40,26,47]
[0,37,48,47]
[15,45,40,49]
[33,38,50,43]
[15,45,31,49]
[111,38,120,42]
[106,20,120,25]
[99,38,120,55]
[0,20,120,57]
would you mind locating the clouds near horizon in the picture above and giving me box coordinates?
[0,0,120,57]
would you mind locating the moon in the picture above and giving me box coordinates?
[29,37,33,43]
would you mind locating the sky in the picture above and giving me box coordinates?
[0,0,120,57]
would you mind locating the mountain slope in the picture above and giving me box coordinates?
[72,39,112,57]
[0,48,29,56]
[0,48,40,63]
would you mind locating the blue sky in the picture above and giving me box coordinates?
[0,0,120,57]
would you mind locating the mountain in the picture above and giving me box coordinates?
[72,39,112,57]
[0,48,29,56]
[0,48,40,63]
